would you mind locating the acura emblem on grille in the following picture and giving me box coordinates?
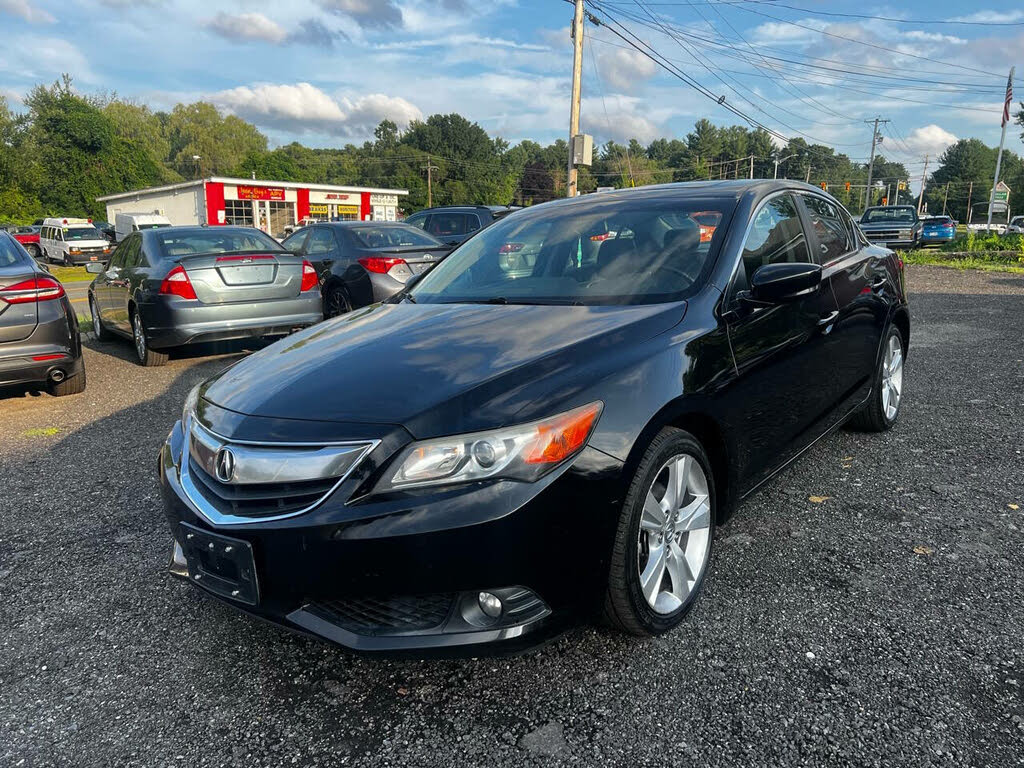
[215,447,235,482]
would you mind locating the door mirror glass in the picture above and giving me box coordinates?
[85,262,104,274]
[749,262,821,304]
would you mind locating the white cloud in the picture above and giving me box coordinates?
[950,10,1024,23]
[212,82,422,137]
[0,36,95,82]
[902,124,958,157]
[904,30,966,45]
[204,12,288,45]
[0,0,54,23]
[315,0,402,29]
[596,48,657,94]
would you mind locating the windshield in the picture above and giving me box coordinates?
[154,229,283,256]
[862,207,917,224]
[408,195,735,305]
[65,227,104,241]
[349,225,442,249]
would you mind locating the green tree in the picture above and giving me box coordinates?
[165,102,267,178]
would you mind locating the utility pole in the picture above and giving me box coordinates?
[805,165,811,183]
[422,154,439,208]
[892,181,899,207]
[864,117,890,209]
[749,154,754,179]
[917,154,929,214]
[566,0,585,198]
[942,181,950,215]
[885,183,891,206]
[966,181,973,224]
[987,66,1015,231]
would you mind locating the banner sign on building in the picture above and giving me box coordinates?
[237,186,286,201]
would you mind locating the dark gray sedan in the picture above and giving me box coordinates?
[87,227,322,366]
[0,231,85,396]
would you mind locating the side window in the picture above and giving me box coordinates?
[466,214,482,233]
[122,238,143,269]
[405,213,429,231]
[740,194,810,281]
[801,195,851,263]
[306,227,336,256]
[428,213,469,237]
[56,228,65,242]
[108,236,133,269]
[282,230,309,252]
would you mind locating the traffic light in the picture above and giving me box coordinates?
[898,181,906,191]
[845,181,851,192]
[820,182,827,190]
[882,197,888,205]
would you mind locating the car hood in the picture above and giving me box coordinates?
[202,300,686,437]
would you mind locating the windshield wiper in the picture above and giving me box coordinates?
[451,297,510,305]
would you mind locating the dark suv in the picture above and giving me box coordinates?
[404,205,520,246]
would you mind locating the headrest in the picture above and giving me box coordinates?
[597,237,637,270]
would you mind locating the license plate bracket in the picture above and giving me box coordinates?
[178,522,259,605]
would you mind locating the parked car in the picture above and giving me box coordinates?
[0,231,85,396]
[10,226,42,260]
[859,205,922,249]
[282,217,323,238]
[919,215,957,245]
[157,180,909,654]
[40,218,113,266]
[114,212,171,242]
[1006,215,1024,234]
[404,205,520,246]
[86,226,322,367]
[282,221,451,317]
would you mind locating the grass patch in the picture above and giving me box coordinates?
[23,427,60,438]
[48,265,94,283]
[903,251,1024,274]
[938,232,1024,254]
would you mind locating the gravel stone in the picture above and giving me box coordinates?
[1,265,1023,767]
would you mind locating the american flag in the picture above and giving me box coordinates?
[1002,72,1014,127]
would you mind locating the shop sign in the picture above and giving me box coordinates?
[237,185,285,201]
[308,204,329,215]
[370,193,399,206]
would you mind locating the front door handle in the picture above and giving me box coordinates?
[818,310,839,327]
[870,276,887,290]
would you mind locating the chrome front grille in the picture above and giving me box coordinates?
[179,418,377,525]
[865,228,911,240]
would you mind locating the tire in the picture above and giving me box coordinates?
[48,369,86,397]
[89,296,111,342]
[847,324,904,432]
[64,251,73,267]
[131,309,169,367]
[604,427,716,636]
[324,284,352,318]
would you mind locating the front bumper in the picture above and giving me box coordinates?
[140,295,323,349]
[157,417,624,655]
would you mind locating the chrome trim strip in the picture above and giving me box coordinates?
[178,415,379,526]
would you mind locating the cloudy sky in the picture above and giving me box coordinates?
[1,0,1022,172]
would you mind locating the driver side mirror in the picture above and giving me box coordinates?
[85,262,105,274]
[747,262,821,304]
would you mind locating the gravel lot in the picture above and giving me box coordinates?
[2,264,1023,767]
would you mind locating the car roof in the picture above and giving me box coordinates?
[321,221,416,228]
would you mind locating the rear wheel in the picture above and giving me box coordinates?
[132,310,168,367]
[49,369,86,397]
[847,325,904,432]
[604,428,715,636]
[324,284,352,318]
[89,296,111,341]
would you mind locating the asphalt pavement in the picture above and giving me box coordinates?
[1,264,1022,767]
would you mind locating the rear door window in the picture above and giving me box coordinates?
[800,194,852,263]
[282,229,310,253]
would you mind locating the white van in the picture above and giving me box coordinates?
[39,218,112,266]
[114,211,172,242]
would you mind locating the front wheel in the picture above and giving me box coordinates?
[132,310,168,367]
[847,325,904,432]
[604,427,715,636]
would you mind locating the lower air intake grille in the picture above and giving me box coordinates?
[308,595,456,635]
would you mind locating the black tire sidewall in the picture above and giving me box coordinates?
[326,285,350,317]
[617,429,716,635]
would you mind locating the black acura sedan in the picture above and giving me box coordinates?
[158,181,908,654]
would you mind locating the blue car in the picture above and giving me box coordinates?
[920,216,956,245]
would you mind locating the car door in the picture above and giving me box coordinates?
[304,226,340,284]
[112,234,145,331]
[799,193,888,412]
[722,192,843,490]
[99,236,135,331]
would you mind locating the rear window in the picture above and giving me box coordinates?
[928,217,953,225]
[154,229,283,258]
[0,235,28,267]
[349,225,441,249]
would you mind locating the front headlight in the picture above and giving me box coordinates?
[376,402,603,492]
[181,382,202,426]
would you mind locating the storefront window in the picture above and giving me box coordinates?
[225,200,254,227]
[268,201,295,238]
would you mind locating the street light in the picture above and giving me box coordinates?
[192,155,202,180]
[773,153,796,180]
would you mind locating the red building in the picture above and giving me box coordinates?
[98,177,408,239]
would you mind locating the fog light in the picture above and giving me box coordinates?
[478,591,503,618]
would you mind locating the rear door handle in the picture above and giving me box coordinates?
[818,310,839,327]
